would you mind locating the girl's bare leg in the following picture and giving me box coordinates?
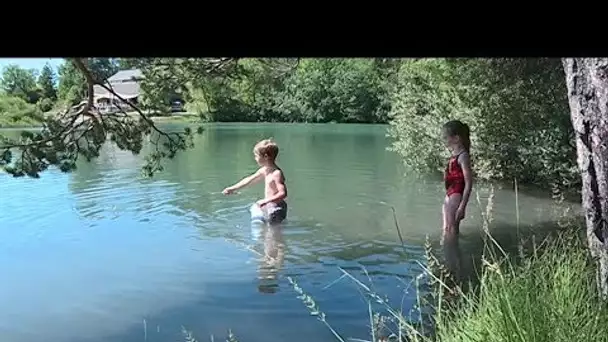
[443,193,462,234]
[441,229,462,283]
[442,196,449,231]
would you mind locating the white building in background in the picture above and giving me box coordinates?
[93,69,143,113]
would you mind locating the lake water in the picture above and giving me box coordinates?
[0,123,574,342]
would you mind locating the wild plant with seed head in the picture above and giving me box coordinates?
[226,330,238,342]
[287,276,346,342]
[181,327,239,342]
[181,326,199,342]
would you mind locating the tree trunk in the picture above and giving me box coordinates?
[562,58,608,298]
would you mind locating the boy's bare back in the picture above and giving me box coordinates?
[222,139,288,224]
[261,166,286,200]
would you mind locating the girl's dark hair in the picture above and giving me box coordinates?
[444,120,471,152]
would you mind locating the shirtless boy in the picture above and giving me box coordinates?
[222,139,288,224]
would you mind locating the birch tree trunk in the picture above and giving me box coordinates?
[562,58,608,298]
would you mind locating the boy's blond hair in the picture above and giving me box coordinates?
[253,138,279,161]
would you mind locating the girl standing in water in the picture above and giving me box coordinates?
[442,120,473,235]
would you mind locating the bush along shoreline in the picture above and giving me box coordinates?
[0,95,45,128]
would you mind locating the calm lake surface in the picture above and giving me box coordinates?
[0,123,575,342]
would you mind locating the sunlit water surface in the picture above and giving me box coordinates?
[0,123,574,342]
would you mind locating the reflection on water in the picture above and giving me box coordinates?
[0,123,578,342]
[257,224,286,294]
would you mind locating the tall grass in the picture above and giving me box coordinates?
[432,231,607,342]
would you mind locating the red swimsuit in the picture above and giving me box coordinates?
[444,152,466,197]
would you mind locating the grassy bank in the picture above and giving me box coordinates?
[364,197,605,342]
[125,111,201,124]
[182,228,604,342]
[426,230,606,342]
[272,229,604,342]
[180,222,602,342]
[275,188,603,342]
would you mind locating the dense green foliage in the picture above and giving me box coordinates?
[0,58,580,189]
[136,57,576,187]
[388,58,576,189]
[57,61,86,106]
[88,58,120,81]
[141,58,394,123]
[0,94,43,128]
[0,65,41,104]
[38,64,57,101]
[0,59,120,124]
[0,64,52,127]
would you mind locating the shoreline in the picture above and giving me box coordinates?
[0,114,394,129]
[0,112,201,129]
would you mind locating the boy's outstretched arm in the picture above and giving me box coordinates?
[223,169,264,194]
[456,153,473,220]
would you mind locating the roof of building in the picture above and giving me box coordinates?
[108,69,143,83]
[93,82,140,99]
[94,69,142,99]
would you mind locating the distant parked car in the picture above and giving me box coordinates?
[170,100,184,112]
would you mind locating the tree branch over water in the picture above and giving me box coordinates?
[0,57,302,178]
[0,58,212,178]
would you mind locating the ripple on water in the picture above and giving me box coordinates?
[1,124,571,342]
[76,179,183,222]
